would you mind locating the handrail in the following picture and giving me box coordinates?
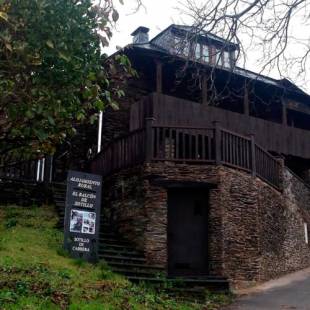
[91,128,145,162]
[153,125,214,130]
[91,128,146,177]
[90,122,282,190]
[220,127,251,141]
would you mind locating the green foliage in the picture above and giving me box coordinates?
[4,218,17,229]
[0,205,232,309]
[0,0,135,159]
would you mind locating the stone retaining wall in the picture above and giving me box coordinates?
[101,162,310,287]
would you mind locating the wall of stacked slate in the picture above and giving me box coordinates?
[102,162,310,287]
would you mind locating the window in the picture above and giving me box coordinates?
[193,43,201,60]
[202,45,209,63]
[304,222,308,244]
[216,50,223,66]
[174,36,190,57]
[223,51,231,68]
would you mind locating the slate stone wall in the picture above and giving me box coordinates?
[211,167,310,288]
[101,166,147,252]
[143,163,221,267]
[102,162,310,287]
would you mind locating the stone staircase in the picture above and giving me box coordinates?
[51,182,230,300]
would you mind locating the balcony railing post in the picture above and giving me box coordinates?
[145,117,155,162]
[249,134,256,177]
[277,157,285,192]
[213,121,221,165]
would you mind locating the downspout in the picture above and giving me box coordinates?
[97,111,103,154]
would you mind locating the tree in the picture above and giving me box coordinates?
[179,0,310,90]
[0,0,135,161]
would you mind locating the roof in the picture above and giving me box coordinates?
[168,24,239,50]
[121,24,310,102]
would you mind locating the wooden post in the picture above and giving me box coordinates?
[202,75,208,105]
[145,117,155,162]
[44,155,53,184]
[155,61,162,93]
[277,157,285,192]
[244,82,250,116]
[282,98,287,126]
[249,134,256,177]
[213,121,221,165]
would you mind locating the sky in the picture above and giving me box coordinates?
[106,0,183,55]
[105,0,310,93]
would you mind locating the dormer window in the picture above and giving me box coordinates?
[215,50,223,66]
[202,45,209,62]
[161,26,237,68]
[194,44,201,60]
[174,36,190,57]
[223,51,231,68]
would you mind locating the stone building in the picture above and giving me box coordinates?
[90,24,310,288]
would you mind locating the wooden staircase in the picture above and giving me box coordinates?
[51,182,230,300]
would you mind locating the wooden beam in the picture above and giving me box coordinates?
[155,61,162,93]
[213,121,221,165]
[286,100,310,116]
[282,98,287,126]
[202,75,208,105]
[243,82,250,116]
[249,134,256,177]
[145,117,155,162]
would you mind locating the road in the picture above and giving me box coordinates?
[226,268,310,310]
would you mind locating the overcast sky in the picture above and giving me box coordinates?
[105,0,310,93]
[106,0,182,54]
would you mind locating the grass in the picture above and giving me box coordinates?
[0,204,233,309]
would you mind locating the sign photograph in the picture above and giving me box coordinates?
[70,209,96,235]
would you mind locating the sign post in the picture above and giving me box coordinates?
[64,170,102,262]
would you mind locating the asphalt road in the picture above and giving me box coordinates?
[226,273,310,310]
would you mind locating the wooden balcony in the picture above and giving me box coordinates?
[130,93,310,159]
[91,122,282,190]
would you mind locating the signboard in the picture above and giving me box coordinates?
[64,170,102,262]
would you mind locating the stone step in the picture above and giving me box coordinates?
[99,244,142,255]
[54,203,63,208]
[52,182,66,188]
[52,187,66,191]
[99,237,132,246]
[99,254,146,264]
[105,261,164,271]
[53,196,65,201]
[98,248,143,258]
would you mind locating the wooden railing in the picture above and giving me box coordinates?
[0,159,38,182]
[220,129,252,172]
[91,120,282,190]
[0,156,52,183]
[150,126,215,162]
[91,128,146,177]
[255,144,282,188]
[219,127,281,188]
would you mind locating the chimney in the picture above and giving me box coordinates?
[131,26,150,44]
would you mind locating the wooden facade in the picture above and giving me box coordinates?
[130,93,310,159]
[91,121,282,190]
